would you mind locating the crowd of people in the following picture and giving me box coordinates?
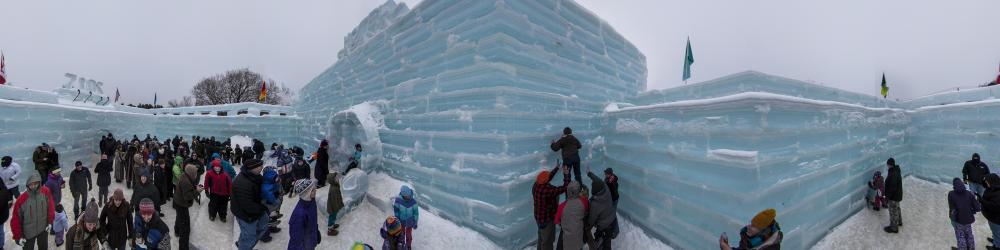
[0,132,402,250]
[533,127,622,250]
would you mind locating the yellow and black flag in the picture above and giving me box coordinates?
[880,73,889,98]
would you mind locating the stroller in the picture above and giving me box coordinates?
[866,171,886,211]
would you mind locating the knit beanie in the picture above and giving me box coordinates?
[293,179,316,200]
[139,198,156,216]
[536,171,550,185]
[243,159,263,172]
[604,168,614,175]
[384,216,403,236]
[84,199,100,224]
[751,208,777,229]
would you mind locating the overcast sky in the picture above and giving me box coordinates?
[0,0,997,104]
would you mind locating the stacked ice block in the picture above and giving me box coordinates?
[294,0,645,247]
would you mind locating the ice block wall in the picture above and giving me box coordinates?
[905,99,1000,183]
[294,0,645,247]
[605,73,912,249]
[0,98,307,187]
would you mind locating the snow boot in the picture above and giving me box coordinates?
[220,217,227,223]
[333,224,340,229]
[209,215,215,221]
[268,226,281,233]
[327,228,339,236]
[260,235,273,243]
[883,226,898,233]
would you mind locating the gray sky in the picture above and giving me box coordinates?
[1,0,997,104]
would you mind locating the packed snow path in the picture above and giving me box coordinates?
[814,176,993,249]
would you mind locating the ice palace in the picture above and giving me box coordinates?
[3,0,1000,249]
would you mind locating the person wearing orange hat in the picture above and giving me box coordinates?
[719,208,783,250]
[532,161,570,250]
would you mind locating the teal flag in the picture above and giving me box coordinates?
[683,37,694,81]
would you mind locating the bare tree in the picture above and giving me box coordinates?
[167,96,195,107]
[190,68,293,105]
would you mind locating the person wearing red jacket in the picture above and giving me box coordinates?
[12,172,56,250]
[205,160,233,222]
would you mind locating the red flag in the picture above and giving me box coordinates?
[258,80,267,102]
[0,52,7,85]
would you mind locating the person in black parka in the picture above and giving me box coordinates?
[883,158,903,233]
[550,127,583,182]
[311,140,330,188]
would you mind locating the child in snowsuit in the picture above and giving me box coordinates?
[867,171,886,210]
[393,185,419,249]
[45,168,65,205]
[261,166,282,242]
[380,216,408,250]
[288,179,321,250]
[53,204,70,247]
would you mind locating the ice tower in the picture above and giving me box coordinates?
[295,0,647,247]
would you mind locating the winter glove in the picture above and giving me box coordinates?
[16,238,25,246]
[45,224,52,232]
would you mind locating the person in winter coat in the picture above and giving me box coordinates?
[174,164,203,250]
[550,127,583,182]
[131,169,162,216]
[65,200,103,249]
[884,158,903,233]
[261,165,283,242]
[135,198,171,250]
[949,177,981,250]
[292,157,311,181]
[220,157,237,180]
[532,163,569,250]
[130,153,145,188]
[981,174,1000,249]
[1,156,22,198]
[262,166,281,210]
[253,139,266,160]
[53,204,70,247]
[232,159,269,250]
[234,145,243,165]
[554,181,587,250]
[719,208,783,250]
[32,144,51,185]
[587,168,619,250]
[353,144,363,168]
[964,153,991,199]
[326,172,345,236]
[12,173,56,250]
[205,160,233,222]
[69,161,94,220]
[169,156,182,200]
[0,176,11,247]
[380,216,408,250]
[604,168,619,208]
[95,154,113,207]
[101,189,133,250]
[288,179,321,250]
[393,185,419,248]
[45,168,65,205]
[153,159,169,206]
[312,140,330,187]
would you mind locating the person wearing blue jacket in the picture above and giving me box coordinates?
[288,179,321,250]
[393,185,419,249]
[260,166,282,242]
[135,198,170,250]
[950,177,982,250]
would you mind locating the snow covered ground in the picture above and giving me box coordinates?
[814,176,994,249]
